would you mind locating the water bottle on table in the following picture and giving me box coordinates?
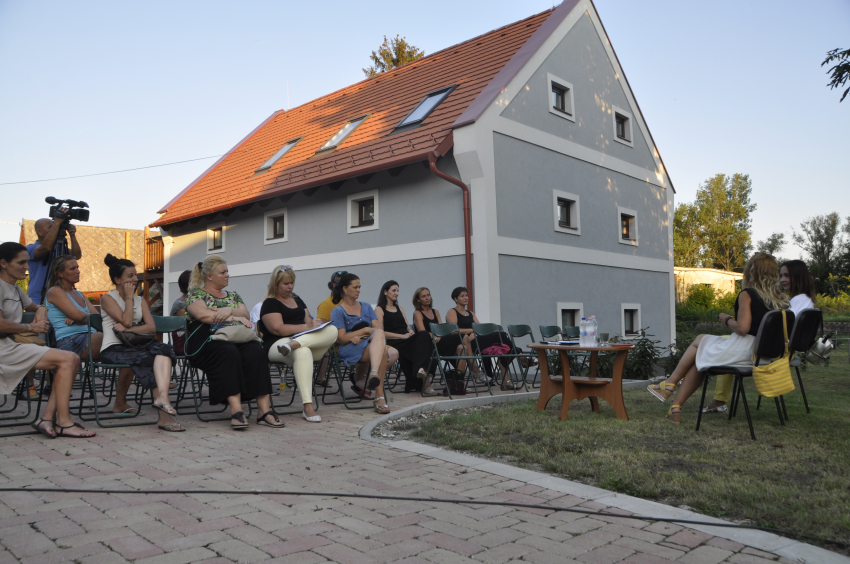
[579,317,588,346]
[587,316,598,347]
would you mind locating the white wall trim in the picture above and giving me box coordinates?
[617,206,638,247]
[546,73,575,122]
[347,189,379,234]
[494,117,667,188]
[166,237,466,284]
[497,236,669,273]
[556,302,583,327]
[620,302,641,339]
[263,207,289,245]
[206,221,225,255]
[553,189,581,236]
[162,235,174,315]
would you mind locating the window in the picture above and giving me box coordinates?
[347,189,379,233]
[617,206,638,246]
[263,207,289,245]
[621,303,641,338]
[206,222,225,254]
[553,190,581,235]
[255,137,301,173]
[611,105,633,146]
[317,115,368,153]
[546,74,575,122]
[394,85,456,132]
[557,302,583,330]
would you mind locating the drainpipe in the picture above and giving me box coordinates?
[428,152,473,311]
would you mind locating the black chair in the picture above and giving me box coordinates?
[695,309,795,440]
[507,324,538,391]
[786,308,820,414]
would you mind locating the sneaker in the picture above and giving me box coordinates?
[19,386,38,400]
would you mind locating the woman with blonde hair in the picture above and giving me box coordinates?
[648,252,789,423]
[185,255,281,430]
[45,255,102,360]
[258,265,338,422]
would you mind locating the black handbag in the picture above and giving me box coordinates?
[445,370,467,396]
[114,324,156,349]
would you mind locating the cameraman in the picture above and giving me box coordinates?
[27,208,82,305]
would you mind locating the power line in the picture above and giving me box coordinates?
[0,155,224,186]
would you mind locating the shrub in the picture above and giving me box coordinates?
[816,291,850,313]
[686,284,715,309]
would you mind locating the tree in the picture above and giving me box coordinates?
[822,47,850,102]
[673,202,706,267]
[792,213,843,275]
[755,231,789,265]
[693,173,756,271]
[363,35,424,78]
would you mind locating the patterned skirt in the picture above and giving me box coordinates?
[56,333,90,357]
[100,342,176,390]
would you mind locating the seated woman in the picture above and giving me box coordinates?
[445,286,520,391]
[375,281,435,396]
[259,265,338,423]
[185,255,282,430]
[168,270,192,355]
[702,259,816,413]
[648,253,789,423]
[99,254,184,432]
[330,273,396,414]
[0,243,95,438]
[45,255,102,361]
[413,286,467,394]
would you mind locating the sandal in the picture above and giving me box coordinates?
[350,384,374,400]
[648,381,676,402]
[366,373,381,390]
[698,404,728,414]
[152,402,177,416]
[277,342,293,356]
[373,397,390,414]
[667,404,682,425]
[500,381,517,391]
[422,388,440,397]
[416,368,427,380]
[31,419,56,439]
[54,422,96,438]
[257,411,285,428]
[158,422,186,432]
[231,411,249,430]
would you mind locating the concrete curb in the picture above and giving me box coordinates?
[359,390,849,564]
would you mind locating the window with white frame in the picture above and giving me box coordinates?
[263,207,289,245]
[557,302,583,330]
[206,222,225,254]
[347,189,379,234]
[621,303,641,338]
[553,190,581,235]
[612,105,633,147]
[547,73,575,122]
[617,206,638,246]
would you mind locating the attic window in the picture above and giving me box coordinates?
[394,85,457,132]
[255,137,301,172]
[317,115,368,153]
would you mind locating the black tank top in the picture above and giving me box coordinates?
[453,308,473,330]
[379,306,409,334]
[734,288,771,337]
[417,309,439,333]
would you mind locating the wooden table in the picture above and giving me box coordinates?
[528,343,633,421]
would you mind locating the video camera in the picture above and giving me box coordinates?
[46,197,90,223]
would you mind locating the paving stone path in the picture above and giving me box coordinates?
[0,388,845,564]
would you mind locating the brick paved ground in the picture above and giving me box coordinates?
[0,384,845,564]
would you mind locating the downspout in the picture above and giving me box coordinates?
[428,152,473,311]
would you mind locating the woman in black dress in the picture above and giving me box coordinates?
[412,286,468,378]
[375,280,436,395]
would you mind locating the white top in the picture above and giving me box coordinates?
[250,302,262,325]
[789,295,814,316]
[101,289,143,351]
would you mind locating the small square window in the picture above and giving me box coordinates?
[206,222,225,254]
[617,206,638,246]
[557,302,583,332]
[621,303,641,338]
[347,189,379,233]
[547,74,575,122]
[553,190,580,235]
[611,105,633,147]
[263,208,289,245]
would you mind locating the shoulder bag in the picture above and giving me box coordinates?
[114,324,156,349]
[209,321,260,344]
[752,310,795,398]
[10,332,46,346]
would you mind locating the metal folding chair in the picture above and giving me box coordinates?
[0,313,48,437]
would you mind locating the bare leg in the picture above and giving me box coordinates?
[454,343,467,373]
[665,335,706,386]
[35,350,94,437]
[227,394,243,426]
[81,333,104,360]
[670,364,703,414]
[150,356,181,428]
[113,368,137,414]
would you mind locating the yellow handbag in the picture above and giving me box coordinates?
[752,310,795,398]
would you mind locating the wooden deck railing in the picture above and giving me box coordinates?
[144,227,164,272]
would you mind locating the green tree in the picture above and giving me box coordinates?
[792,213,846,293]
[756,232,786,256]
[673,202,706,267]
[822,47,850,102]
[363,35,424,78]
[693,173,756,271]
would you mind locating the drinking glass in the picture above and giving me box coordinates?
[599,332,610,347]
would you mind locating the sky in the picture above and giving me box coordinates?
[1,0,848,259]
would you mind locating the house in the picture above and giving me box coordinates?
[674,267,743,303]
[152,0,676,344]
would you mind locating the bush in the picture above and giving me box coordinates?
[686,284,715,309]
[817,292,850,313]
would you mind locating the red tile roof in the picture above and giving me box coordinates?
[152,8,556,228]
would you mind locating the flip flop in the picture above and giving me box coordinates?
[54,422,96,438]
[30,419,56,439]
[152,403,177,416]
[158,422,186,432]
[231,411,249,430]
[366,375,381,390]
[112,408,144,418]
[257,411,285,428]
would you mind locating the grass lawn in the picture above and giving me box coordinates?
[406,360,850,552]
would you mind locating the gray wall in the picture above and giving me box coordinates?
[498,255,672,346]
[499,13,658,173]
[493,133,669,260]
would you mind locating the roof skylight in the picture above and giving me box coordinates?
[317,115,368,153]
[255,137,301,172]
[395,86,456,130]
